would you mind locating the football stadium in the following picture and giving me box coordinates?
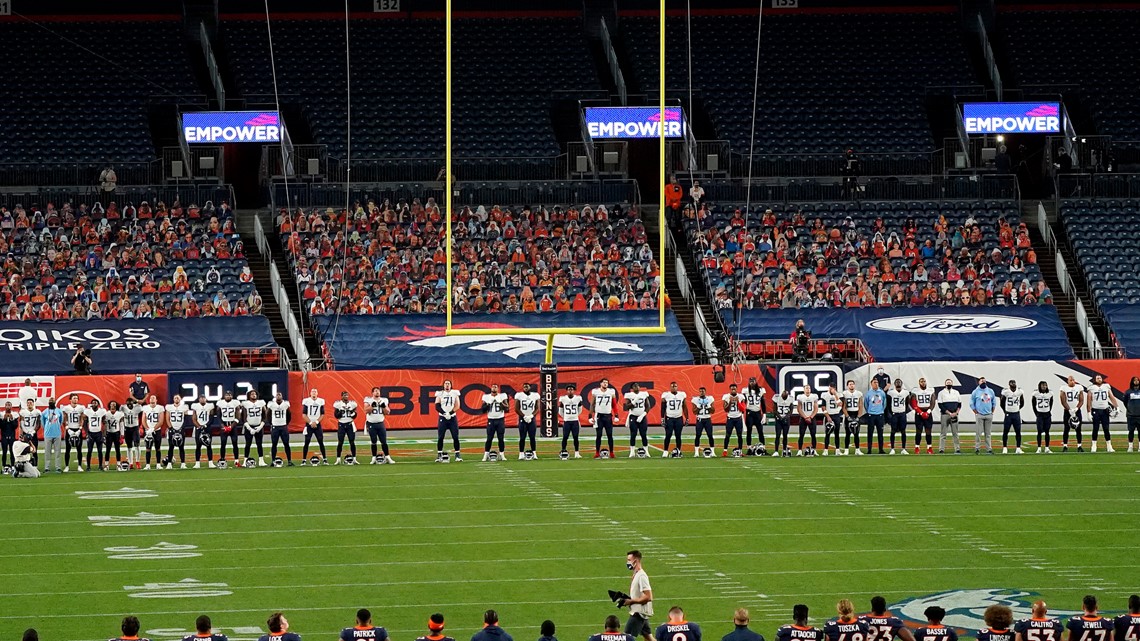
[4,1,1140,641]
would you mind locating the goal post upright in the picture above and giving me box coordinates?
[445,0,669,341]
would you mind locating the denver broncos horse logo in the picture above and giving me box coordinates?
[389,323,644,360]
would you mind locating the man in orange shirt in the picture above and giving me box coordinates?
[665,176,683,212]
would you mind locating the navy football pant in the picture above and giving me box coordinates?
[1035,414,1051,447]
[594,414,613,453]
[694,418,713,448]
[1002,414,1023,447]
[484,418,505,452]
[561,420,580,452]
[798,416,817,451]
[745,410,765,446]
[437,416,460,452]
[517,419,536,452]
[889,413,907,449]
[663,417,684,451]
[368,423,390,456]
[865,414,885,452]
[1091,408,1112,442]
[723,416,743,449]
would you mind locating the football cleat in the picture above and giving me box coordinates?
[453,452,462,462]
[384,455,395,464]
[272,457,285,468]
[2,465,12,476]
[1015,448,1024,454]
[573,451,581,459]
[1106,443,1116,453]
[1002,447,1008,454]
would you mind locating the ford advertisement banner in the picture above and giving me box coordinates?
[182,111,282,144]
[0,318,276,375]
[724,307,1074,361]
[584,106,686,139]
[962,102,1061,134]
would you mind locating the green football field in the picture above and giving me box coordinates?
[4,442,1139,641]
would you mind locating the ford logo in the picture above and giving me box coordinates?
[866,315,1038,333]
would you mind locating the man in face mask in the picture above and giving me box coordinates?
[620,551,654,641]
[128,373,149,406]
[1126,377,1140,453]
[936,379,962,454]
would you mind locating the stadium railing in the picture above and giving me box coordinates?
[665,222,722,364]
[268,179,641,210]
[0,184,237,211]
[699,174,1019,204]
[253,215,312,370]
[0,160,163,188]
[730,149,946,178]
[1056,172,1140,199]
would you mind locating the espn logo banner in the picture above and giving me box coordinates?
[0,376,54,407]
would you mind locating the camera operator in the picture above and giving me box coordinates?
[71,345,92,374]
[790,319,812,362]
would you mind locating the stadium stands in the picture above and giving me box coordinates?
[0,19,200,163]
[1000,9,1140,139]
[1060,197,1140,356]
[0,195,262,320]
[622,11,976,157]
[277,200,661,316]
[681,199,1046,311]
[223,17,599,160]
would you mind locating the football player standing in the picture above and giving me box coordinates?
[912,378,936,454]
[267,392,292,466]
[514,383,539,459]
[165,395,190,469]
[691,387,715,456]
[1086,374,1117,453]
[140,396,165,470]
[339,609,388,641]
[434,380,462,462]
[1066,596,1113,641]
[215,390,242,466]
[560,383,584,459]
[654,607,701,641]
[589,378,617,458]
[721,383,745,456]
[190,394,215,469]
[624,383,651,457]
[302,388,329,465]
[333,391,359,464]
[242,391,268,466]
[744,377,768,452]
[480,384,509,461]
[660,382,689,457]
[363,387,394,464]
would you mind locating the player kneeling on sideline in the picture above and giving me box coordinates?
[722,384,745,456]
[826,600,869,641]
[333,391,359,464]
[590,379,617,458]
[340,608,388,641]
[364,387,394,464]
[416,613,454,641]
[593,615,636,641]
[258,612,300,641]
[1013,601,1061,641]
[110,616,148,641]
[11,439,38,478]
[267,392,292,466]
[472,610,514,641]
[860,596,915,641]
[190,394,215,469]
[721,609,763,641]
[242,391,267,466]
[660,382,689,457]
[1066,596,1112,641]
[515,383,539,460]
[778,605,823,641]
[560,384,584,459]
[435,380,462,463]
[977,604,1013,641]
[481,384,509,461]
[691,388,715,457]
[655,607,701,641]
[182,615,228,641]
[165,395,190,469]
[1086,374,1118,452]
[302,389,329,465]
[914,607,956,641]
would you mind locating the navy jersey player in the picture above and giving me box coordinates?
[861,596,916,641]
[914,607,957,641]
[1113,595,1140,641]
[183,616,228,641]
[110,616,149,641]
[340,609,388,641]
[1014,601,1063,641]
[826,600,870,641]
[656,607,701,641]
[259,612,301,641]
[778,605,825,641]
[593,615,637,641]
[1067,596,1114,641]
[416,613,455,641]
[978,605,1015,641]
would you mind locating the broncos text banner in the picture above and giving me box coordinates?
[289,365,762,431]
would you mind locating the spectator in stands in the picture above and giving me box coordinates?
[99,165,117,195]
[689,181,705,207]
[665,176,683,214]
[71,345,92,374]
